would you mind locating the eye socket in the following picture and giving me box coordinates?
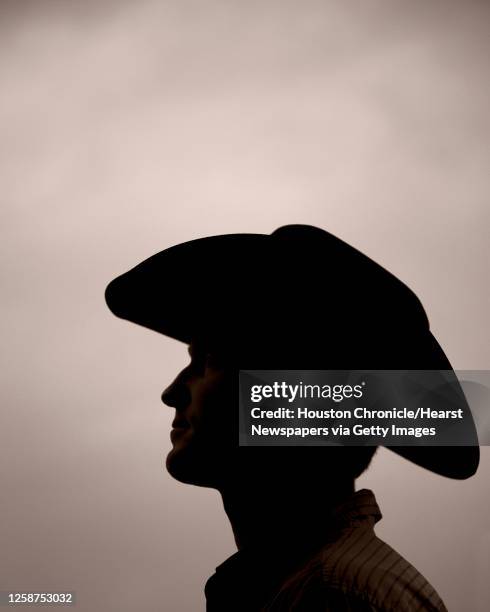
[187,356,204,373]
[204,352,224,369]
[188,352,223,373]
[187,351,210,373]
[186,341,226,376]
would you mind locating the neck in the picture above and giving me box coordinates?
[219,477,355,553]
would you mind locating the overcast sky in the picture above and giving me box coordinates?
[1,1,489,611]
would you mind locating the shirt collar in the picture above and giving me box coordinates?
[213,488,382,575]
[330,488,382,529]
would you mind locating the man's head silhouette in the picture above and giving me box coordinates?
[105,223,479,611]
[105,223,479,482]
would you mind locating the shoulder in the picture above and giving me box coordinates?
[264,529,447,612]
[264,576,380,611]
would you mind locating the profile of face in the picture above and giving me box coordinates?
[160,337,373,492]
[161,337,236,488]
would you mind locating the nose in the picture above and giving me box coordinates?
[161,375,191,410]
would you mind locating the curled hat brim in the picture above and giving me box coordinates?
[105,224,479,480]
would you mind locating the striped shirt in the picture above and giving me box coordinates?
[205,489,447,611]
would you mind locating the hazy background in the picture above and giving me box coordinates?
[1,1,489,610]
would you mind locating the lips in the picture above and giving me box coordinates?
[170,426,190,444]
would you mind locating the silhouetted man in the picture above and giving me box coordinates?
[105,224,479,611]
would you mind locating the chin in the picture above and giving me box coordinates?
[165,446,220,489]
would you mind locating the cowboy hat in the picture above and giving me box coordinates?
[104,224,479,479]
